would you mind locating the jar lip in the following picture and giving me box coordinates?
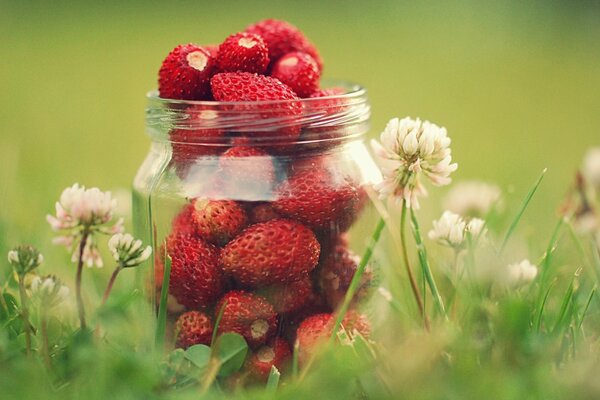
[146,80,366,106]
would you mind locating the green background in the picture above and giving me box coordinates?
[1,0,599,255]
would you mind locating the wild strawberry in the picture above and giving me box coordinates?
[167,233,224,309]
[170,203,197,236]
[191,199,247,246]
[175,311,213,349]
[249,203,281,223]
[271,52,320,98]
[295,311,370,363]
[317,244,373,309]
[210,72,302,140]
[257,276,315,314]
[273,166,360,232]
[203,44,220,59]
[215,145,276,200]
[151,245,186,314]
[245,338,292,380]
[158,44,216,100]
[216,291,277,348]
[245,19,323,71]
[169,104,225,176]
[216,32,269,74]
[310,87,346,98]
[220,219,320,286]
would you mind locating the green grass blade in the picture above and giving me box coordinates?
[535,279,556,333]
[552,272,578,335]
[155,245,171,349]
[266,365,280,392]
[292,341,299,378]
[410,208,446,318]
[500,168,547,253]
[331,217,385,339]
[211,299,228,347]
[577,284,596,331]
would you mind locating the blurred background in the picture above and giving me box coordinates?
[1,0,599,259]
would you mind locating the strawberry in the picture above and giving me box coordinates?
[171,203,198,237]
[210,72,302,140]
[220,219,320,286]
[257,276,315,314]
[310,87,346,98]
[191,199,247,246]
[271,52,320,98]
[216,32,269,74]
[167,233,224,309]
[215,145,276,200]
[158,44,216,100]
[245,338,292,380]
[175,311,213,349]
[245,19,323,71]
[295,311,370,363]
[216,291,277,348]
[203,44,220,59]
[316,244,373,309]
[273,166,360,232]
[169,104,225,176]
[249,203,281,224]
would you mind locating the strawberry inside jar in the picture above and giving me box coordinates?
[134,18,381,385]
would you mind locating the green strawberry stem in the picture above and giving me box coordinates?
[75,230,89,330]
[409,207,447,319]
[400,202,428,330]
[17,277,32,357]
[331,217,385,340]
[155,247,171,349]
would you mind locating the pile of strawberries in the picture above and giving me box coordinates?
[155,19,372,381]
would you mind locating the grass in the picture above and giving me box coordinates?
[2,1,600,399]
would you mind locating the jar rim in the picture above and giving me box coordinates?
[146,80,366,106]
[145,80,370,145]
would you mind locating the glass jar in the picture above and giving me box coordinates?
[133,81,381,367]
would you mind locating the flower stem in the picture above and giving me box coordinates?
[400,203,429,330]
[331,217,386,339]
[76,231,89,330]
[41,311,51,369]
[17,277,32,357]
[409,208,447,319]
[101,265,123,306]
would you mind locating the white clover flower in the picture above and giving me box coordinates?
[7,246,43,276]
[371,117,458,209]
[30,275,70,309]
[428,210,486,249]
[582,147,600,189]
[108,233,152,268]
[443,181,502,218]
[505,259,538,287]
[47,183,124,267]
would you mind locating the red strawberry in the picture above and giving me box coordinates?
[216,291,277,348]
[310,87,346,98]
[210,72,302,140]
[317,244,373,309]
[203,44,220,59]
[295,311,370,363]
[175,311,213,349]
[158,44,216,100]
[273,166,360,232]
[168,203,196,237]
[169,105,225,176]
[215,145,276,200]
[245,19,323,71]
[220,219,320,286]
[167,233,224,309]
[245,338,292,380]
[249,203,281,224]
[216,32,269,74]
[271,52,320,98]
[150,245,186,314]
[191,199,247,246]
[257,276,315,314]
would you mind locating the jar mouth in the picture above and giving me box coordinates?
[145,80,370,146]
